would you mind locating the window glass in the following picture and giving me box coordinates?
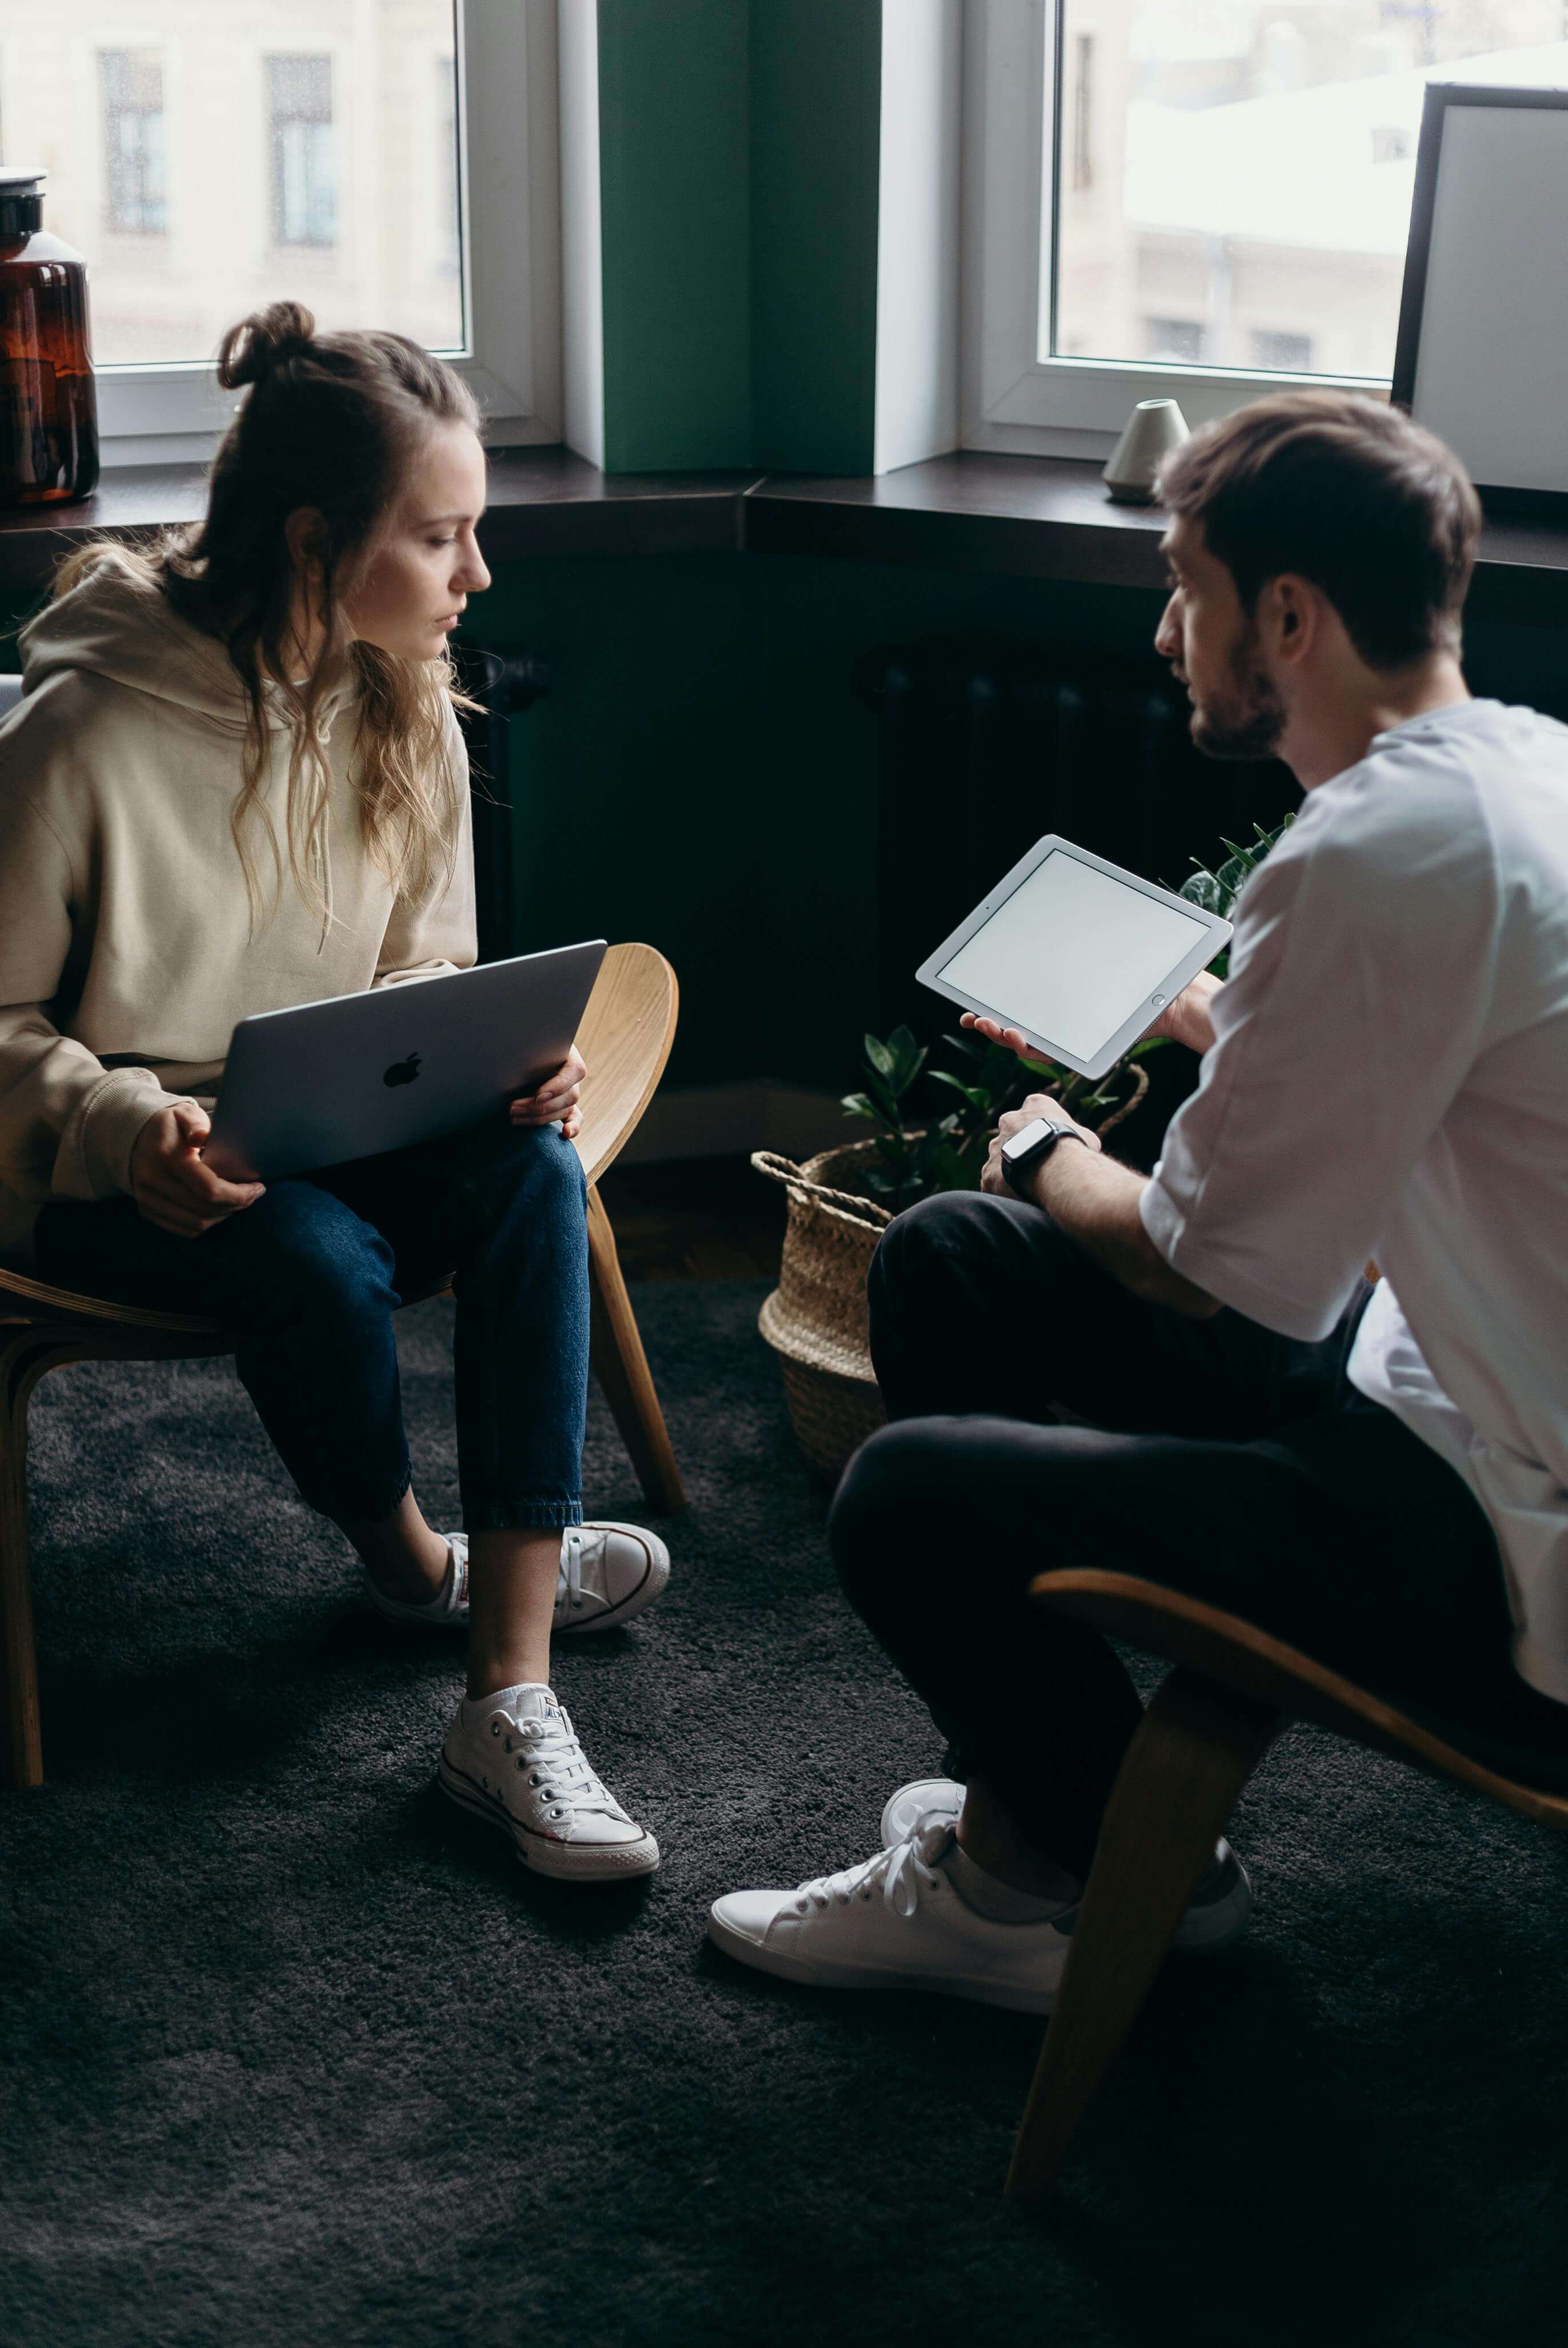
[0,2,464,367]
[1050,2,1568,380]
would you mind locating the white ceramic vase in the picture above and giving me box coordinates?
[1102,397,1191,506]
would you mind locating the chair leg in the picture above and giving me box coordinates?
[0,1335,49,1790]
[585,1184,687,1514]
[1005,1668,1281,2203]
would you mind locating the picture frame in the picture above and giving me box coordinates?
[1393,82,1568,521]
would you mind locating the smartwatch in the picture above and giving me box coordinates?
[1000,1111,1089,1197]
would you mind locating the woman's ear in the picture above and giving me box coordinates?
[284,506,326,576]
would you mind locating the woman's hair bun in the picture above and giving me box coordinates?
[216,302,318,392]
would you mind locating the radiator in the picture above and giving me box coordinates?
[453,646,550,965]
[851,637,1296,1035]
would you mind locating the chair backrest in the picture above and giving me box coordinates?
[1031,1567,1568,1830]
[572,943,678,1188]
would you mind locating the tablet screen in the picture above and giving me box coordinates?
[937,849,1210,1062]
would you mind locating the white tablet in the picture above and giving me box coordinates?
[915,835,1232,1083]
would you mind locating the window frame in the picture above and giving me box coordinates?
[94,0,561,465]
[961,0,1387,461]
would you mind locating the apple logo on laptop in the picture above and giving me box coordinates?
[383,1052,421,1088]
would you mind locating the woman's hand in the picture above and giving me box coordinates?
[129,1103,266,1237]
[510,1045,586,1142]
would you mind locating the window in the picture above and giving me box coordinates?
[101,51,167,237]
[268,56,335,249]
[966,0,1568,454]
[0,0,560,459]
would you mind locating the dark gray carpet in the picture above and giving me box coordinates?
[3,1279,1568,2347]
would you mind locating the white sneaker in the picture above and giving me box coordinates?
[878,1778,1253,1955]
[438,1682,659,1880]
[554,1522,671,1636]
[366,1523,670,1637]
[707,1820,1074,2012]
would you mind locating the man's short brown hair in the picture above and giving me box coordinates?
[1158,392,1481,670]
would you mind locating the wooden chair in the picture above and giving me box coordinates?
[0,940,685,1791]
[1005,1568,1568,2202]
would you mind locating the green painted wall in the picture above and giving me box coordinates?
[748,0,882,474]
[594,0,882,475]
[597,0,753,473]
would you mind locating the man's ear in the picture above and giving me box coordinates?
[1267,572,1317,668]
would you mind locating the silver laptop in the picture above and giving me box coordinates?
[202,940,607,1182]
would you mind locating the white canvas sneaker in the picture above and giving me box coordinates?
[707,1819,1075,2012]
[878,1778,1254,1955]
[366,1523,670,1637]
[553,1522,671,1635]
[438,1683,659,1880]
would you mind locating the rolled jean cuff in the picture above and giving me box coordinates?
[461,1498,583,1532]
[301,1458,414,1524]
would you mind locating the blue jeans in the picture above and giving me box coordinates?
[33,1115,590,1531]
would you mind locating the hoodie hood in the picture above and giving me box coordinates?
[17,545,355,733]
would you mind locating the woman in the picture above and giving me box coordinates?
[0,304,667,1881]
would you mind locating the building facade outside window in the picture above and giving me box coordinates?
[101,50,167,238]
[1144,316,1207,364]
[268,54,335,249]
[1071,34,1094,189]
[1252,328,1314,373]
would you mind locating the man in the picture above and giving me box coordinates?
[709,392,1568,2012]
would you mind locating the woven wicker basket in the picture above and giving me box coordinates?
[753,1140,893,1484]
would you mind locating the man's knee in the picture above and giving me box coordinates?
[829,1416,966,1619]
[870,1186,1012,1314]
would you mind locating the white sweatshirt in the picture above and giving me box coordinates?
[0,548,475,1259]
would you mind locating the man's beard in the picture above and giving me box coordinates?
[1188,624,1286,762]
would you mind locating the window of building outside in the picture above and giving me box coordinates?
[101,51,167,238]
[269,55,335,249]
[1051,1,1568,384]
[0,1,466,368]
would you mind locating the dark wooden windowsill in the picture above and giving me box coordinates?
[3,446,1566,625]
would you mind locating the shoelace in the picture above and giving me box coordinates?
[492,1702,620,1824]
[556,1526,607,1615]
[795,1816,954,1923]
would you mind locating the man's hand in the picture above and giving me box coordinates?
[981,1092,1102,1197]
[509,1045,586,1143]
[1146,969,1223,1055]
[129,1103,266,1238]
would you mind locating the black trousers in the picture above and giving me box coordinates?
[829,1189,1519,1878]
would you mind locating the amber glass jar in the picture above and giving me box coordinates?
[0,168,99,506]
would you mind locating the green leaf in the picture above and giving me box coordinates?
[1180,870,1225,915]
[927,1069,988,1109]
[863,1033,895,1081]
[840,1091,878,1121]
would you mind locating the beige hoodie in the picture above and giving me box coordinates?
[0,548,475,1259]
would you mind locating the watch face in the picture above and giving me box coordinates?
[1004,1116,1055,1160]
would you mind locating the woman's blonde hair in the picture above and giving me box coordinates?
[53,300,479,935]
